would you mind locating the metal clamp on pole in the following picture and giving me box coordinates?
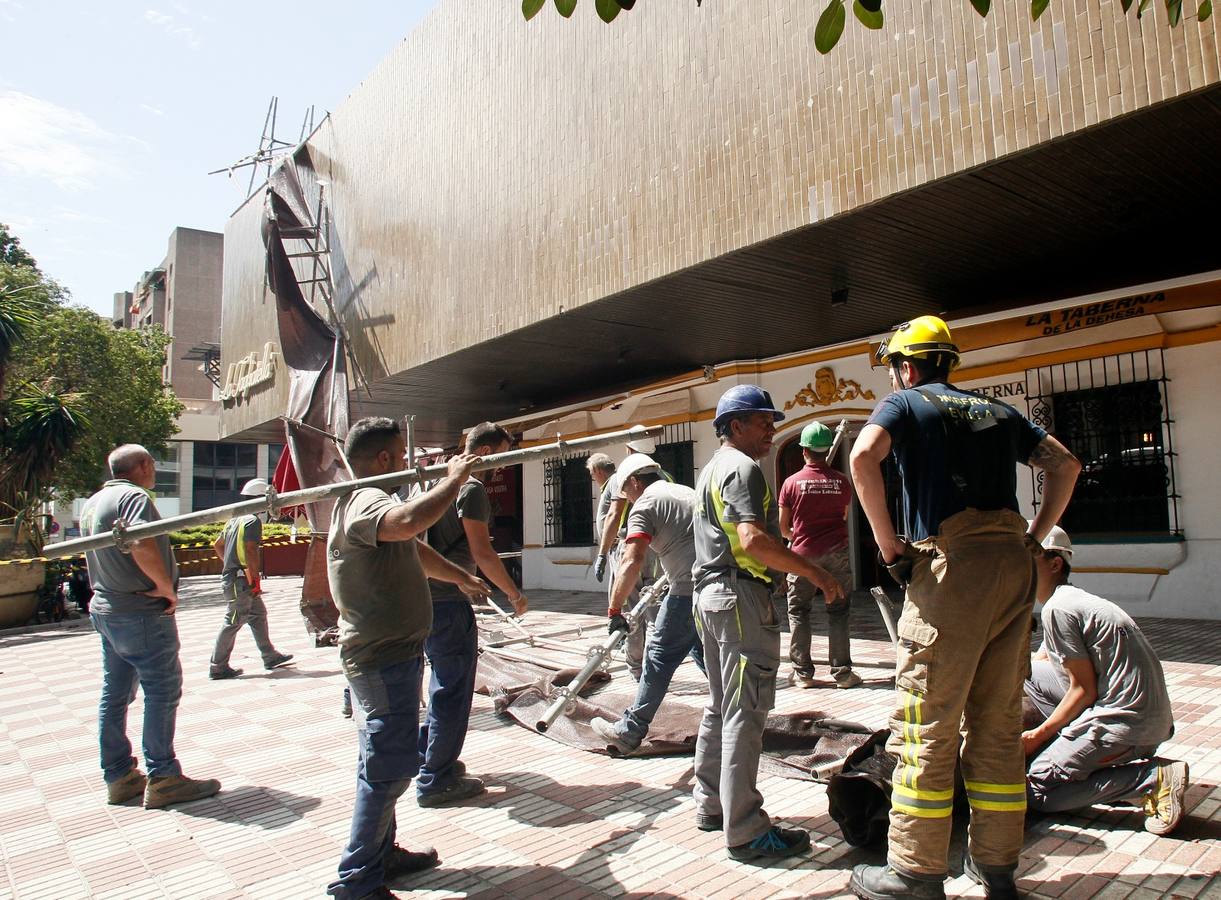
[111,519,134,554]
[264,486,280,518]
[535,575,669,733]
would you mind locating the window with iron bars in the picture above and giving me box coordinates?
[1025,349,1180,538]
[653,421,695,487]
[544,452,593,547]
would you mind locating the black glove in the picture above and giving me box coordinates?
[593,554,608,583]
[607,612,629,635]
[880,540,915,588]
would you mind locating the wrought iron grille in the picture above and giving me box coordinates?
[1025,349,1180,537]
[544,452,593,547]
[654,421,695,487]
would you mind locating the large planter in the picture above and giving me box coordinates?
[263,539,308,576]
[173,546,223,577]
[0,523,43,628]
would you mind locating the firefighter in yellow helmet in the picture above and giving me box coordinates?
[848,315,1082,899]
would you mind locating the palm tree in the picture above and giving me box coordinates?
[0,282,42,408]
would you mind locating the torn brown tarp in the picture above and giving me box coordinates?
[262,156,351,638]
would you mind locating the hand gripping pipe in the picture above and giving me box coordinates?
[535,574,670,734]
[43,426,664,560]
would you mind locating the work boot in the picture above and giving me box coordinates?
[849,864,946,899]
[263,652,294,670]
[1143,760,1189,835]
[962,855,1019,899]
[590,716,638,756]
[341,687,353,718]
[835,670,864,689]
[209,665,242,680]
[144,773,221,809]
[357,888,397,899]
[695,812,723,831]
[106,768,147,805]
[416,775,485,808]
[727,825,811,861]
[384,843,440,881]
[788,668,818,689]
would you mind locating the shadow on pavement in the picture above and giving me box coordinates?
[170,785,322,827]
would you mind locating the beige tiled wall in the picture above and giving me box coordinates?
[220,1,1219,437]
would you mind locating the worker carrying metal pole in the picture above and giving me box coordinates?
[588,453,706,754]
[848,315,1082,900]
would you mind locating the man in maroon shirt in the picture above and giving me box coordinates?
[779,422,861,689]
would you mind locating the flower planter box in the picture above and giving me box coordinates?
[262,539,309,576]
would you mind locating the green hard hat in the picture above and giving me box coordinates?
[799,422,834,450]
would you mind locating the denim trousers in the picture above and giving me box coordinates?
[93,612,184,783]
[328,657,425,900]
[417,601,478,797]
[614,593,705,748]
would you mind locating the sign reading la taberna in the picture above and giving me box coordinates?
[219,342,279,405]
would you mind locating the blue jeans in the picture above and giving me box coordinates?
[329,658,424,900]
[93,612,184,783]
[417,601,478,797]
[613,594,705,749]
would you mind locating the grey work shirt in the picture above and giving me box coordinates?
[1038,584,1174,746]
[427,476,492,602]
[624,480,697,598]
[327,486,432,677]
[219,514,262,590]
[595,479,616,538]
[80,479,178,615]
[693,446,779,590]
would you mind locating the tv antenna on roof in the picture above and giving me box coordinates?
[209,97,321,198]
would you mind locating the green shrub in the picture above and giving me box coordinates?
[169,520,295,547]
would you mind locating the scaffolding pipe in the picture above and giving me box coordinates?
[535,575,669,734]
[43,426,663,561]
[826,418,850,465]
[870,586,900,646]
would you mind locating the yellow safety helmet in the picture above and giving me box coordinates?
[874,315,961,371]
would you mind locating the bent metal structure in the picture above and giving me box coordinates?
[218,4,1221,618]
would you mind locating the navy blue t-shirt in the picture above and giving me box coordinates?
[867,382,1046,540]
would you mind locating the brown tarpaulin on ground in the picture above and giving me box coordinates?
[261,156,350,640]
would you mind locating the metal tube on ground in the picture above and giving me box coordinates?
[42,426,663,560]
[535,576,669,734]
[870,586,900,646]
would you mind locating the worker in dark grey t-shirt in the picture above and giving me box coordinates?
[1024,526,1188,836]
[419,422,527,808]
[81,444,220,810]
[590,453,705,755]
[207,478,293,680]
[326,418,490,900]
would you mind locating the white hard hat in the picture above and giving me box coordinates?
[625,425,656,454]
[1040,524,1073,560]
[240,478,270,496]
[618,453,660,483]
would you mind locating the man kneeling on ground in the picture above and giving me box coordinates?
[1023,525,1188,836]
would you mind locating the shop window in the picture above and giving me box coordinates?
[1025,350,1180,538]
[152,444,180,497]
[267,442,285,475]
[544,453,593,546]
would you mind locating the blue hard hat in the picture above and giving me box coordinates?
[713,385,786,428]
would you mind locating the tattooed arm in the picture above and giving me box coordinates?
[1026,435,1082,542]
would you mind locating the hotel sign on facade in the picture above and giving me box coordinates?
[219,342,280,406]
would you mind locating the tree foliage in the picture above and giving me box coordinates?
[7,306,184,503]
[0,223,39,272]
[523,0,1213,50]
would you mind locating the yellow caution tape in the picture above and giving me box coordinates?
[0,537,310,568]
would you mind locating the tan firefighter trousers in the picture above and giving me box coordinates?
[887,508,1038,876]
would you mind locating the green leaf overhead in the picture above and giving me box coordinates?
[523,0,547,21]
[858,0,882,10]
[595,0,621,22]
[970,0,991,15]
[1166,0,1184,24]
[555,0,577,16]
[1201,0,1213,22]
[1032,0,1051,20]
[816,0,847,53]
[853,0,884,29]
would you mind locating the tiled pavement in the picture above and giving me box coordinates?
[0,577,1218,899]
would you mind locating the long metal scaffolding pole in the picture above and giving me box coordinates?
[44,426,663,561]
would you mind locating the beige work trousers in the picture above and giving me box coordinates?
[887,508,1038,877]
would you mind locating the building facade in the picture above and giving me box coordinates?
[217,4,1221,616]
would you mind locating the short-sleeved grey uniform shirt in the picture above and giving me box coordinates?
[427,477,492,602]
[693,446,779,590]
[219,514,262,589]
[1039,584,1173,746]
[81,479,178,615]
[328,487,432,676]
[624,481,697,598]
[595,479,617,538]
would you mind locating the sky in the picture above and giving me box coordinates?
[0,0,437,317]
